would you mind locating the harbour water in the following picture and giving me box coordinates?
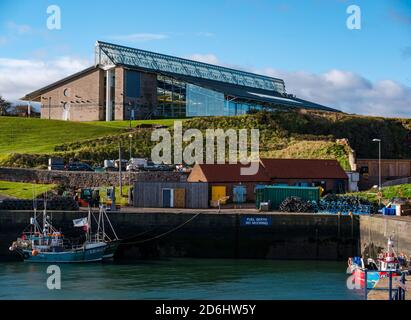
[0,259,362,300]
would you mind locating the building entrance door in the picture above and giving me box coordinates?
[62,103,70,121]
[162,189,174,208]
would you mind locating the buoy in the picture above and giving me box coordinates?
[32,250,39,256]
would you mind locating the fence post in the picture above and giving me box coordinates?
[364,269,368,300]
[388,271,393,301]
[400,273,406,300]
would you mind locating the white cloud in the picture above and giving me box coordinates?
[186,53,220,65]
[1,51,410,119]
[108,33,168,42]
[6,21,33,35]
[184,53,411,118]
[0,56,90,100]
[261,68,411,118]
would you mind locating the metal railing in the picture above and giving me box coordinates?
[364,270,407,300]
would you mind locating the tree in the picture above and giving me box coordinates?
[0,95,11,116]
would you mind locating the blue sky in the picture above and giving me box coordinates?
[0,0,410,117]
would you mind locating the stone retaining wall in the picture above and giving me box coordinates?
[0,167,188,188]
[0,211,360,261]
[359,215,411,258]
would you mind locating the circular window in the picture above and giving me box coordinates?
[63,88,71,97]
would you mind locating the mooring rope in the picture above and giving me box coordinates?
[119,212,202,245]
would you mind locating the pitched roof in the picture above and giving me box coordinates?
[21,65,99,101]
[189,163,271,183]
[260,159,348,180]
[188,159,348,183]
[96,41,285,93]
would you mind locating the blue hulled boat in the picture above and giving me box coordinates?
[9,205,116,263]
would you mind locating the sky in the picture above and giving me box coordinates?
[0,0,410,117]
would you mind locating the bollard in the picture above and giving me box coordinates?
[389,271,393,301]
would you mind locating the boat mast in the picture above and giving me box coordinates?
[87,206,92,242]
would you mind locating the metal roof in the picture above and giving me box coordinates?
[188,163,271,183]
[162,72,339,112]
[188,159,348,183]
[260,159,348,180]
[95,41,285,93]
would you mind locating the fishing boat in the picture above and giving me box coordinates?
[9,204,108,263]
[92,205,120,261]
[347,236,402,289]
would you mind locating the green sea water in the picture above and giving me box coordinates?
[0,259,363,300]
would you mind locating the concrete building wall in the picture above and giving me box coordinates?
[357,159,411,190]
[40,68,104,121]
[207,182,265,202]
[207,179,347,203]
[270,178,347,193]
[38,66,158,122]
[359,215,411,259]
[114,67,125,120]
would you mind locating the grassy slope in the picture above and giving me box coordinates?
[1,111,411,170]
[349,184,411,204]
[0,117,180,155]
[84,119,182,129]
[0,117,124,154]
[0,180,56,199]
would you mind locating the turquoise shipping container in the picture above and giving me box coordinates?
[256,186,320,210]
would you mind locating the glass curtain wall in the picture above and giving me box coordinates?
[156,75,267,118]
[157,75,186,118]
[186,84,226,116]
[227,101,263,116]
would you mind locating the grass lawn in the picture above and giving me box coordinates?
[0,117,185,156]
[0,180,56,199]
[85,118,185,129]
[0,117,124,155]
[348,184,411,203]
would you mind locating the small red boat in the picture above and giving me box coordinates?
[347,237,402,289]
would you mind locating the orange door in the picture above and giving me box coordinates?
[173,188,186,208]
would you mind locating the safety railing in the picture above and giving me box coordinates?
[364,270,407,300]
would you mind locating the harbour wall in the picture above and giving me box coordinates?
[359,215,411,258]
[0,211,360,261]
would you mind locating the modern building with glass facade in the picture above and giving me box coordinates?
[22,41,338,121]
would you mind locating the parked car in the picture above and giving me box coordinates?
[65,162,94,172]
[141,161,174,172]
[127,158,148,171]
[104,160,116,172]
[114,159,128,171]
[48,157,65,171]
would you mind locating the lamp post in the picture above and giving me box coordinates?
[118,141,122,197]
[128,134,133,160]
[372,139,382,206]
